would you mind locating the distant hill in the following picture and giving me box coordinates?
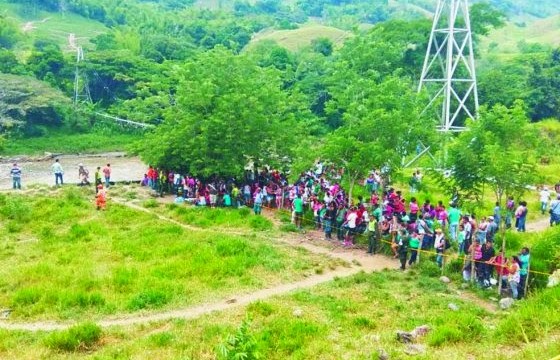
[481,14,560,56]
[248,24,352,52]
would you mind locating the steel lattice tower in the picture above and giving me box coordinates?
[73,46,91,107]
[418,0,479,132]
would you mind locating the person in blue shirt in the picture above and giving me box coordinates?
[10,163,21,189]
[518,247,531,299]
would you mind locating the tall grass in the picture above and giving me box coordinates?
[0,188,332,320]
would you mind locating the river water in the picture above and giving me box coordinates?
[0,153,146,190]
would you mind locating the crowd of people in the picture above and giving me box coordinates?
[8,159,541,298]
[138,162,539,299]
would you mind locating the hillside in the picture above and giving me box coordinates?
[0,1,108,52]
[248,24,352,52]
[481,15,560,56]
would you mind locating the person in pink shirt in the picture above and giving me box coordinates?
[409,197,420,222]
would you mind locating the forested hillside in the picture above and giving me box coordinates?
[0,0,558,156]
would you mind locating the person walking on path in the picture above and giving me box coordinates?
[52,159,64,186]
[10,163,22,190]
[103,164,111,188]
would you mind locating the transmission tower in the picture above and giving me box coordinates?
[418,0,479,132]
[73,46,91,107]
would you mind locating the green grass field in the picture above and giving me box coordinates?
[0,187,338,321]
[248,24,352,52]
[3,131,140,156]
[0,269,558,359]
[0,1,108,52]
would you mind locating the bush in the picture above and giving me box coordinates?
[44,322,102,352]
[417,260,441,277]
[217,318,260,360]
[0,197,31,223]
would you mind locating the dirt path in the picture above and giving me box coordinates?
[0,198,397,332]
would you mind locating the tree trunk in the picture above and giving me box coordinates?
[348,176,356,206]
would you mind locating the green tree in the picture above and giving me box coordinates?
[0,15,22,49]
[311,37,333,56]
[321,76,435,202]
[448,101,539,205]
[137,47,306,177]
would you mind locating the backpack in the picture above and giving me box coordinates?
[445,239,451,250]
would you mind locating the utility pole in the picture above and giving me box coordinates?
[73,46,91,108]
[418,0,479,132]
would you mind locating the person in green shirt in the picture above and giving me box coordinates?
[448,203,461,241]
[223,193,232,207]
[408,231,420,266]
[367,217,378,254]
[293,194,304,230]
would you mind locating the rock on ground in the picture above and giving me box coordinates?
[440,276,451,283]
[448,303,459,311]
[404,344,426,356]
[499,297,515,310]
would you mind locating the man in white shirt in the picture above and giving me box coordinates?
[51,159,64,186]
[540,187,551,214]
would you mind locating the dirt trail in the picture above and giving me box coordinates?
[0,198,397,332]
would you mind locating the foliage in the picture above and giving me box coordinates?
[43,322,102,352]
[447,101,539,205]
[321,76,436,201]
[136,47,306,177]
[217,318,261,360]
[0,73,71,136]
[0,14,22,49]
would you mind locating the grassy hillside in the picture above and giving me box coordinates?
[0,1,108,52]
[481,15,560,56]
[248,24,352,52]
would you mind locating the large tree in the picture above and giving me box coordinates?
[321,76,436,202]
[447,101,539,205]
[137,47,307,178]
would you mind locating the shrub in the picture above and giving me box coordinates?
[0,197,31,223]
[44,322,102,352]
[417,260,441,277]
[217,318,260,360]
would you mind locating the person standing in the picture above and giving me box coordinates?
[434,228,446,268]
[323,202,336,240]
[94,167,102,193]
[96,184,107,210]
[293,194,304,230]
[253,188,264,215]
[398,232,409,271]
[515,201,528,232]
[508,256,521,299]
[539,187,551,215]
[550,195,560,226]
[447,202,461,241]
[103,164,111,188]
[52,159,64,186]
[408,231,420,266]
[10,163,22,190]
[518,247,530,299]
